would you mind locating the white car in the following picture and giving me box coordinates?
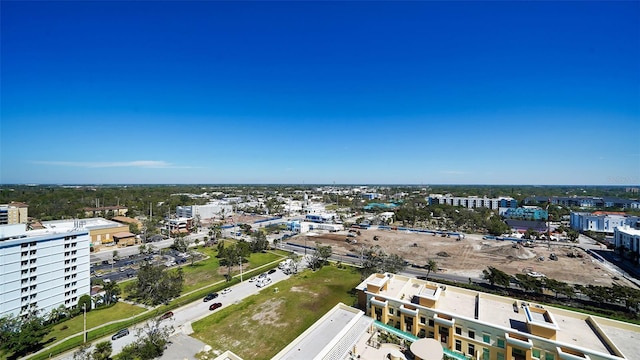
[256,277,272,288]
[221,288,232,295]
[248,276,257,283]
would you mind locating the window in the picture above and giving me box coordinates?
[468,330,475,339]
[21,260,28,266]
[21,269,28,274]
[29,259,36,264]
[468,344,475,355]
[497,353,505,360]
[533,349,541,359]
[497,338,505,349]
[30,250,36,255]
[22,251,28,257]
[483,348,490,360]
[21,279,28,284]
[29,285,36,290]
[483,334,490,343]
[65,252,70,256]
[420,316,426,324]
[428,331,434,338]
[21,296,28,301]
[545,354,555,360]
[455,340,462,351]
[30,276,36,281]
[428,319,435,327]
[455,327,462,335]
[22,287,28,293]
[389,308,394,315]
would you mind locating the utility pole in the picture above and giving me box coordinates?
[83,303,87,343]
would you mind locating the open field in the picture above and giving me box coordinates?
[191,265,361,360]
[289,229,636,287]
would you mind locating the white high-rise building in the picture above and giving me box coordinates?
[0,223,91,319]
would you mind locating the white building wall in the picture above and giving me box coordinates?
[0,227,91,318]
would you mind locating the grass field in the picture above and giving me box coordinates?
[178,248,285,292]
[41,302,146,344]
[191,265,361,360]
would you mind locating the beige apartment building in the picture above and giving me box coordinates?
[357,273,640,360]
[0,202,28,225]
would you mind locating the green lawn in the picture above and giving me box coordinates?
[191,265,361,360]
[42,302,146,344]
[175,246,287,292]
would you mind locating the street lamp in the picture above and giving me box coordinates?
[239,255,243,282]
[82,303,87,343]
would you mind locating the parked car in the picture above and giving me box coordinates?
[209,302,222,311]
[248,276,257,282]
[267,269,276,275]
[256,277,272,288]
[111,328,129,340]
[203,293,219,302]
[221,288,231,295]
[159,311,173,321]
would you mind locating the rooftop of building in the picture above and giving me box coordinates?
[357,273,640,360]
[616,225,640,236]
[42,217,125,231]
[111,216,142,225]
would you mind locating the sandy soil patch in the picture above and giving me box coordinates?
[287,229,634,287]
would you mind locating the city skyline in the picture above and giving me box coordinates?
[1,1,639,185]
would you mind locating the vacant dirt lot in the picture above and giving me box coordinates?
[288,228,635,288]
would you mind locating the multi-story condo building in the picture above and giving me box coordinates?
[357,273,640,360]
[0,223,91,319]
[428,195,517,210]
[0,202,29,225]
[525,196,640,210]
[570,212,640,235]
[502,207,548,221]
[613,225,640,259]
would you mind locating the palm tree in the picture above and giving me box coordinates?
[425,259,438,279]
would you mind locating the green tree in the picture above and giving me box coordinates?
[172,237,188,253]
[103,279,121,306]
[482,266,511,288]
[92,341,112,360]
[129,263,184,305]
[567,230,579,242]
[250,230,269,252]
[0,312,51,358]
[309,242,333,270]
[129,222,140,235]
[78,294,92,312]
[425,259,438,279]
[487,218,510,236]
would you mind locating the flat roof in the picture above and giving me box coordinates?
[358,274,640,357]
[42,218,124,231]
[275,304,367,360]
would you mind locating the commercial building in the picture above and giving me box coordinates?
[0,202,29,225]
[0,223,91,319]
[570,212,640,235]
[428,195,517,210]
[176,202,233,220]
[357,273,640,360]
[613,225,640,259]
[42,218,129,251]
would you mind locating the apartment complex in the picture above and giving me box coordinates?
[502,207,548,221]
[0,202,29,225]
[428,195,517,210]
[570,212,640,235]
[357,273,640,360]
[177,202,233,220]
[0,224,91,318]
[613,226,640,259]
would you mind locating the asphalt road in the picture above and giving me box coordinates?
[52,266,293,360]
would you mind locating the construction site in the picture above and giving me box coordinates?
[287,228,637,288]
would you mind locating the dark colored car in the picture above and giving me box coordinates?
[203,293,218,302]
[267,269,276,275]
[111,328,129,340]
[209,302,222,311]
[159,311,173,321]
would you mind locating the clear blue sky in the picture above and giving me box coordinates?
[1,1,638,185]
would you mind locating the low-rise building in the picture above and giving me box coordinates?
[356,273,640,360]
[82,205,128,218]
[570,212,640,235]
[501,207,548,221]
[42,218,128,251]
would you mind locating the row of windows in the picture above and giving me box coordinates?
[21,242,38,248]
[64,242,78,248]
[21,267,37,274]
[21,276,37,284]
[21,250,37,256]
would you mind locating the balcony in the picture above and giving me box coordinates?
[505,332,533,349]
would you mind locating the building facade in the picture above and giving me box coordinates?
[429,195,517,210]
[357,273,640,360]
[42,218,128,251]
[613,226,640,259]
[570,212,640,234]
[502,207,549,221]
[0,202,29,225]
[0,224,91,319]
[176,202,233,220]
